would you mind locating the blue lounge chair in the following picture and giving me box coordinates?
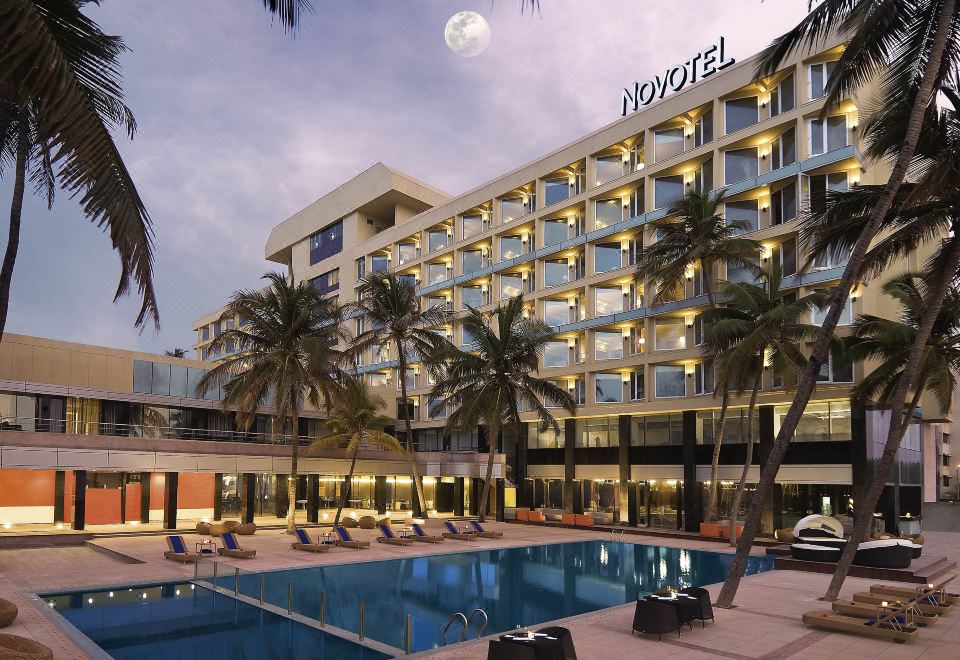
[377,523,413,546]
[443,521,477,541]
[410,523,443,543]
[164,535,199,563]
[291,528,331,553]
[334,526,370,549]
[217,532,256,558]
[469,520,503,539]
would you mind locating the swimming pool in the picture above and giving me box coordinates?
[44,540,773,657]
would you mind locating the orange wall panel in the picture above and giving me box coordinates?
[149,473,165,510]
[85,489,121,525]
[0,469,55,507]
[125,482,141,522]
[177,472,214,509]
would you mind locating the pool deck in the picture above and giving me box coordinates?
[0,523,957,659]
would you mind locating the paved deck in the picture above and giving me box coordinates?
[0,524,957,659]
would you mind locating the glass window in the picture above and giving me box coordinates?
[542,219,568,247]
[772,181,798,225]
[544,259,569,287]
[368,372,389,387]
[428,398,447,420]
[724,147,758,185]
[630,370,645,401]
[309,220,343,265]
[500,235,523,260]
[461,285,483,309]
[428,263,448,284]
[543,300,569,327]
[462,326,477,346]
[807,172,848,213]
[809,61,837,100]
[595,199,622,229]
[169,365,188,397]
[812,294,853,326]
[594,286,623,316]
[544,179,570,207]
[654,317,686,350]
[695,108,714,147]
[595,242,621,273]
[428,229,449,253]
[371,254,389,273]
[725,96,759,134]
[640,413,682,446]
[779,237,798,276]
[770,73,795,116]
[595,373,623,403]
[809,115,848,155]
[311,269,339,295]
[577,416,620,447]
[654,175,684,210]
[595,331,623,360]
[655,365,686,398]
[726,199,759,233]
[595,155,624,185]
[462,214,483,239]
[151,362,171,396]
[501,197,525,222]
[356,257,365,279]
[694,361,714,395]
[133,360,153,394]
[397,243,417,265]
[831,401,852,441]
[500,274,522,300]
[654,127,685,162]
[772,127,797,170]
[544,341,569,368]
[461,249,483,274]
[528,421,565,448]
[727,259,760,285]
[692,159,713,194]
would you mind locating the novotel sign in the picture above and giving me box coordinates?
[621,37,735,116]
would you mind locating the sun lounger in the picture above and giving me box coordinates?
[217,532,256,559]
[164,535,200,563]
[291,528,331,553]
[853,592,948,616]
[832,599,938,627]
[468,520,503,539]
[334,526,370,549]
[376,524,413,546]
[871,577,958,606]
[802,610,919,643]
[410,523,443,543]
[443,521,477,541]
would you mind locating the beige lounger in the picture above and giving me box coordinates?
[217,532,256,559]
[291,528,331,553]
[468,521,503,539]
[376,524,413,546]
[409,524,443,543]
[333,526,371,549]
[853,592,948,616]
[443,521,477,541]
[870,578,958,606]
[802,610,919,643]
[164,535,200,563]
[832,599,938,627]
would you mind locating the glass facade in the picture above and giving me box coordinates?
[725,96,758,134]
[654,365,685,398]
[595,243,621,273]
[595,199,622,229]
[543,299,568,327]
[595,155,624,185]
[594,331,623,361]
[544,259,569,287]
[542,219,568,247]
[309,220,343,265]
[724,147,758,185]
[595,373,623,403]
[594,286,623,317]
[544,179,569,207]
[654,175,684,210]
[654,127,685,162]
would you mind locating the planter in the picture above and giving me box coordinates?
[699,522,722,538]
[719,522,744,539]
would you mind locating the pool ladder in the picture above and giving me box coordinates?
[610,528,626,541]
[441,608,489,645]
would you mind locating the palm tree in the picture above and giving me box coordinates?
[346,271,452,518]
[164,348,188,358]
[197,272,346,533]
[430,295,575,522]
[717,0,958,609]
[310,375,406,528]
[703,271,827,545]
[636,188,761,524]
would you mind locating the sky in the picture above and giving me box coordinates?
[0,0,811,356]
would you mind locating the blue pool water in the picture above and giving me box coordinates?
[46,540,772,657]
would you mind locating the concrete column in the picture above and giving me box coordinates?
[496,479,505,521]
[54,470,65,524]
[72,469,86,531]
[213,473,223,521]
[682,410,699,532]
[139,472,150,524]
[618,415,631,524]
[163,472,178,530]
[243,473,256,524]
[563,417,576,513]
[469,478,479,516]
[453,477,465,516]
[274,475,289,519]
[375,476,387,514]
[307,474,319,523]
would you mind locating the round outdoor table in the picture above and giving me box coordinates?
[645,594,700,627]
[497,631,564,660]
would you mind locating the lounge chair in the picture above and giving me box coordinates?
[469,521,503,539]
[376,523,413,546]
[853,591,948,616]
[632,599,682,641]
[410,523,443,543]
[333,526,370,549]
[164,535,200,563]
[443,521,477,541]
[291,528,331,553]
[217,532,256,559]
[871,578,958,606]
[832,599,938,627]
[801,609,919,643]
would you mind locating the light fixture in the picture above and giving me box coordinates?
[638,337,646,345]
[622,328,631,338]
[637,162,645,170]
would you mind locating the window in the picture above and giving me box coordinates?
[371,254,389,273]
[311,269,339,295]
[692,159,713,194]
[654,127,685,162]
[542,219,568,247]
[201,326,209,341]
[500,235,524,260]
[397,368,416,391]
[427,398,447,420]
[595,199,622,229]
[694,108,713,147]
[595,243,622,273]
[427,263,448,284]
[426,295,448,310]
[577,416,620,447]
[725,96,759,134]
[654,317,686,350]
[595,331,623,360]
[770,73,795,116]
[309,220,343,264]
[634,412,684,446]
[368,372,389,387]
[727,258,760,285]
[461,326,477,347]
[461,249,483,274]
[528,421,565,448]
[726,199,759,233]
[694,361,714,395]
[806,172,848,213]
[812,294,853,326]
[776,237,798,277]
[214,321,222,337]
[655,365,686,398]
[543,300,569,327]
[808,61,837,100]
[462,214,484,239]
[397,243,418,265]
[776,401,851,442]
[693,314,704,345]
[595,373,623,403]
[398,273,416,288]
[397,398,416,421]
[629,370,645,400]
[724,147,758,185]
[500,274,522,300]
[356,257,365,279]
[544,341,569,367]
[427,229,449,254]
[501,196,526,222]
[654,175,684,210]
[594,286,623,317]
[544,178,570,207]
[771,181,798,225]
[595,154,625,185]
[461,285,483,309]
[544,259,569,287]
[771,127,797,169]
[809,115,848,155]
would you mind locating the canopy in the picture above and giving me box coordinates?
[793,514,844,539]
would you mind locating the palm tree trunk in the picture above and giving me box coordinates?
[705,387,730,523]
[716,0,955,609]
[730,371,761,546]
[286,387,299,534]
[333,446,360,528]
[478,418,500,523]
[0,121,28,342]
[397,342,428,518]
[823,232,960,601]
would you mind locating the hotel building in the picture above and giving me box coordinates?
[0,36,948,535]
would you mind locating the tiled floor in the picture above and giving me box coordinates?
[0,524,957,659]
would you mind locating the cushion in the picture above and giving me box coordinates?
[295,529,311,545]
[222,533,239,550]
[412,524,426,536]
[379,524,395,538]
[336,526,350,541]
[792,543,841,551]
[168,536,186,554]
[444,521,459,533]
[0,634,53,660]
[358,516,378,529]
[799,528,835,538]
[858,539,900,550]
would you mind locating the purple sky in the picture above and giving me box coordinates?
[0,0,809,355]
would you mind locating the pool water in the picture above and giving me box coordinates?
[45,540,773,657]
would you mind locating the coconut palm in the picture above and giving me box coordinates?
[310,375,406,528]
[164,348,189,358]
[431,295,575,522]
[636,188,761,524]
[703,271,827,545]
[197,272,346,534]
[717,0,958,608]
[346,271,452,518]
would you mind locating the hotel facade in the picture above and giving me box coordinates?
[0,36,948,535]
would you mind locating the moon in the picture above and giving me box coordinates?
[444,11,491,57]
